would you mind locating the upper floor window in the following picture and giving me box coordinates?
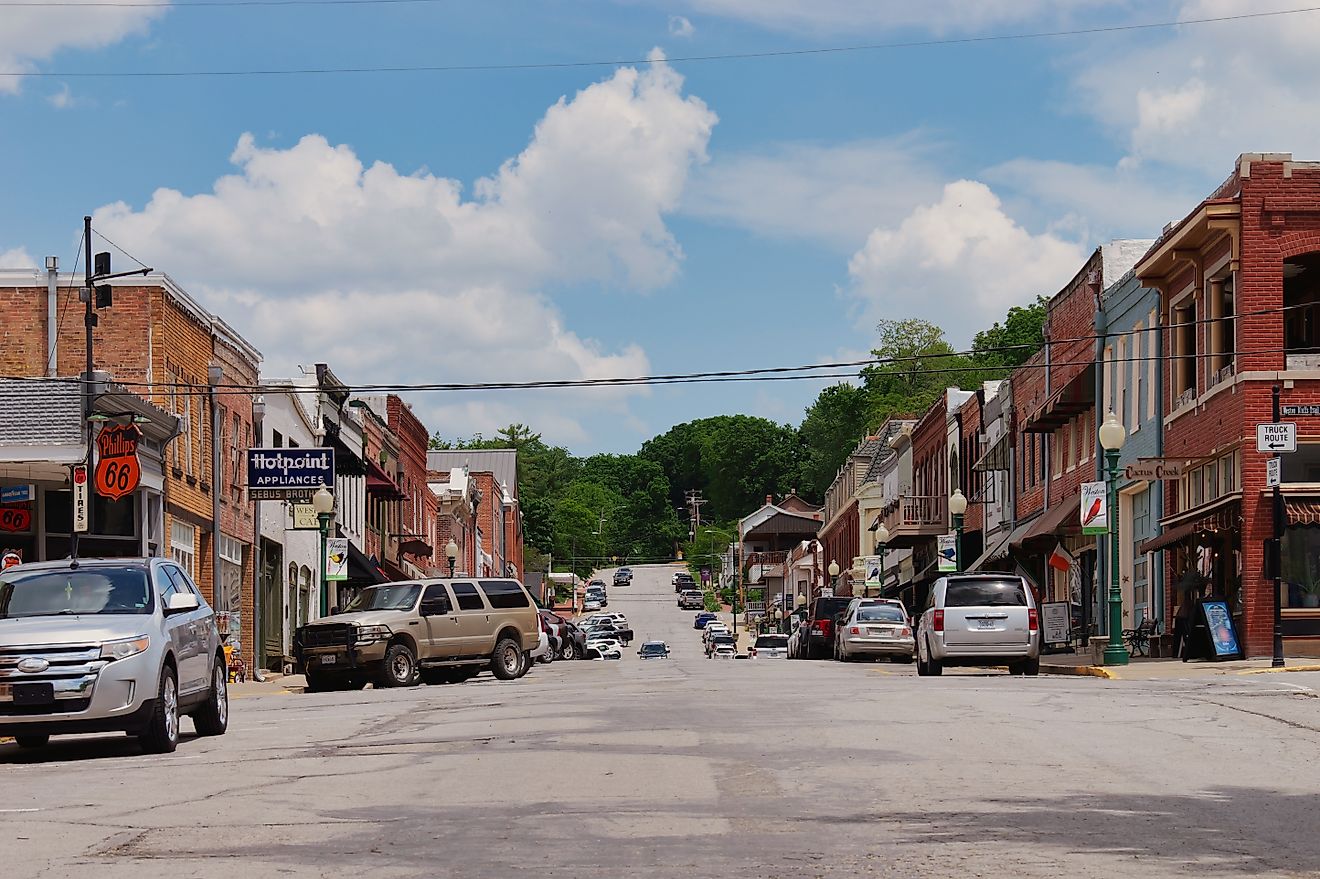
[1284,253,1320,367]
[1172,297,1197,404]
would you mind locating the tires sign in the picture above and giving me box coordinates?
[94,424,142,501]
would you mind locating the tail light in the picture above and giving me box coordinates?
[1028,608,1039,632]
[749,648,757,657]
[813,619,832,637]
[900,628,911,637]
[933,610,945,632]
[849,626,861,635]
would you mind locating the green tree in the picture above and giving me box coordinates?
[796,382,871,500]
[972,295,1048,368]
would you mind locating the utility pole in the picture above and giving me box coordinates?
[1272,385,1285,668]
[74,215,152,561]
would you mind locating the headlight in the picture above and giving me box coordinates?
[101,635,151,662]
[355,625,391,645]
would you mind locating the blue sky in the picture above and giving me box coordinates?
[3,0,1318,453]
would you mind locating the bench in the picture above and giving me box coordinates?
[1122,618,1161,658]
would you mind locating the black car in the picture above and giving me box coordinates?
[793,596,853,659]
[674,573,696,593]
[613,569,632,586]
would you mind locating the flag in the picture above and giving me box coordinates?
[1048,542,1074,573]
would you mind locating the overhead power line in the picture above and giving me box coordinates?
[4,6,1319,76]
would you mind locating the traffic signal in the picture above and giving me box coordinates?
[95,284,113,308]
[94,251,111,276]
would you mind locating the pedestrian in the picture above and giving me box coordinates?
[1171,570,1202,660]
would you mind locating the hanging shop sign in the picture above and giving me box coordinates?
[0,485,34,504]
[291,503,320,530]
[72,464,89,533]
[247,448,335,498]
[325,537,349,581]
[0,504,32,533]
[937,534,957,572]
[1124,460,1185,481]
[94,424,142,501]
[1080,482,1108,535]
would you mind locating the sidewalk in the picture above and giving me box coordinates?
[1040,651,1320,680]
[230,672,305,697]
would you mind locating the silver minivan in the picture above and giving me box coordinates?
[915,574,1040,676]
[0,558,229,752]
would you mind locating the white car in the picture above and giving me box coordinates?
[585,638,623,660]
[583,598,602,612]
[702,624,730,645]
[530,629,552,663]
[750,633,789,659]
[711,643,737,659]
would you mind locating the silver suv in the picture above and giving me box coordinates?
[0,558,229,752]
[915,574,1040,676]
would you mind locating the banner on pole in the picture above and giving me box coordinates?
[937,535,957,572]
[325,538,349,581]
[1080,482,1108,535]
[864,556,882,589]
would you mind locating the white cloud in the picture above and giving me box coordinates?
[1071,0,1320,174]
[669,15,696,37]
[0,247,36,268]
[685,136,946,250]
[847,180,1087,344]
[47,82,74,109]
[92,57,716,446]
[0,0,166,94]
[670,0,1123,34]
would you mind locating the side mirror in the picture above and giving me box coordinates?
[166,592,200,614]
[329,606,341,616]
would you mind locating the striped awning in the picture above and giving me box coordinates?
[1285,499,1320,526]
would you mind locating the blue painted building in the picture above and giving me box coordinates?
[1097,253,1164,632]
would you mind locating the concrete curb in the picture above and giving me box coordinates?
[1040,663,1119,680]
[1238,664,1320,675]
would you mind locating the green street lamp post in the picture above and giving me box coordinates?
[1099,411,1130,666]
[874,522,890,598]
[948,489,968,573]
[312,483,336,618]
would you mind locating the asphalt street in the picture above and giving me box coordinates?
[3,564,1319,878]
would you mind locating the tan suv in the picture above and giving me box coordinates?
[293,578,540,691]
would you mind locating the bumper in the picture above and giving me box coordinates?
[931,637,1039,663]
[299,641,388,674]
[843,635,915,656]
[0,649,161,736]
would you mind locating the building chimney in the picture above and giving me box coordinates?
[766,494,773,505]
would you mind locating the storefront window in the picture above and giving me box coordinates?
[1132,489,1151,620]
[1281,443,1320,484]
[1281,526,1320,609]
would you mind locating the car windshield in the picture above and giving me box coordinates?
[344,584,422,612]
[856,605,907,622]
[754,635,788,648]
[0,566,153,619]
[945,578,1029,607]
[640,643,667,654]
[712,635,735,644]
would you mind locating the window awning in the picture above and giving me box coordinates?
[346,541,388,585]
[398,535,434,557]
[1285,499,1320,527]
[968,519,1034,571]
[1137,522,1198,555]
[1140,497,1242,553]
[1023,364,1095,433]
[973,435,1010,472]
[366,458,405,500]
[1013,495,1082,546]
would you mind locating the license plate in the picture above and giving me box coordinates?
[870,627,893,637]
[977,619,997,629]
[13,682,55,705]
[318,655,338,665]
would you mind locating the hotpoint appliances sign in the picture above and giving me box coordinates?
[247,449,335,501]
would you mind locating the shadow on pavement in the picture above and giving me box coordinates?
[858,788,1320,875]
[0,732,200,764]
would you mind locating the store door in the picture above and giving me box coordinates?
[261,541,284,668]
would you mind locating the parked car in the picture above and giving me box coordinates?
[585,642,623,660]
[674,573,696,593]
[702,623,730,644]
[678,590,705,610]
[791,596,853,659]
[637,641,670,659]
[0,557,229,753]
[583,620,634,645]
[705,633,736,657]
[583,598,602,612]
[835,599,915,662]
[584,587,608,608]
[540,609,584,660]
[915,574,1040,676]
[294,578,540,689]
[711,642,737,659]
[692,612,718,629]
[749,633,790,659]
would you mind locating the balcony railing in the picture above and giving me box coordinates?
[899,496,945,527]
[745,551,788,583]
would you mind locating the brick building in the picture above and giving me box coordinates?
[1135,153,1320,657]
[0,269,261,665]
[386,394,435,576]
[427,449,524,580]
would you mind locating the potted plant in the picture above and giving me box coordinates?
[1301,578,1320,609]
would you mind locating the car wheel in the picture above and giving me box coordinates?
[1022,657,1040,677]
[559,641,576,661]
[192,657,229,736]
[916,642,929,676]
[516,651,532,678]
[14,735,49,749]
[139,665,180,754]
[304,670,336,692]
[491,636,523,680]
[378,642,420,688]
[926,639,943,677]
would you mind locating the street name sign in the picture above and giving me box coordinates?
[1281,404,1320,417]
[1266,457,1282,488]
[1256,423,1297,453]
